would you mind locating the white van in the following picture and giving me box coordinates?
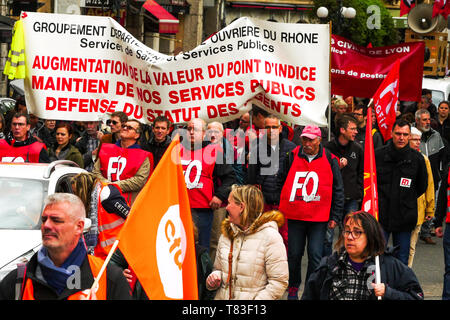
[422,77,450,106]
[0,160,87,280]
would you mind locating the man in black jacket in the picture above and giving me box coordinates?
[353,104,384,150]
[75,121,101,171]
[434,163,450,299]
[375,119,428,265]
[0,193,131,300]
[323,115,363,256]
[142,115,172,168]
[247,114,296,246]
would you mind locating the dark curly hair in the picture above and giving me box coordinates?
[334,211,386,258]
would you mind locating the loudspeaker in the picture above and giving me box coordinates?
[407,3,447,34]
[405,29,448,77]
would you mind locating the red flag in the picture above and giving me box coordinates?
[362,107,379,221]
[372,59,400,142]
[400,0,416,16]
[432,0,450,18]
[118,135,198,300]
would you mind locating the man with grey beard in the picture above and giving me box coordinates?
[415,109,445,191]
[415,109,446,245]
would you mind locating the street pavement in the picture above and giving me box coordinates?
[282,227,446,300]
[411,232,444,300]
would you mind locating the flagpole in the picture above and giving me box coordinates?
[328,20,332,141]
[375,255,381,300]
[366,105,382,300]
[87,239,120,299]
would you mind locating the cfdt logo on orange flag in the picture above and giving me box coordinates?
[372,59,400,142]
[118,135,198,300]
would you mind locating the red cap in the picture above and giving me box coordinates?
[300,125,321,139]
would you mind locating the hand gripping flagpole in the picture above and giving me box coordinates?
[87,239,120,300]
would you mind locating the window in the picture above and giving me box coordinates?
[0,178,46,230]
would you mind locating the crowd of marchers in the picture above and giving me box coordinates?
[0,91,449,300]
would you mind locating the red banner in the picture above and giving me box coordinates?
[331,35,424,102]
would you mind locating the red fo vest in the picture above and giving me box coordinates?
[180,143,218,209]
[279,147,333,222]
[99,143,152,202]
[446,173,450,224]
[94,183,127,260]
[0,139,46,163]
[21,255,107,300]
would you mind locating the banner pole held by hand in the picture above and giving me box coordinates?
[87,239,120,300]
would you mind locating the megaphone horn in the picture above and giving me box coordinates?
[407,3,446,34]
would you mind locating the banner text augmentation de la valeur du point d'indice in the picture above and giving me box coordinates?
[22,13,330,126]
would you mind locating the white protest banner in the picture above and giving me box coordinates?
[21,11,330,126]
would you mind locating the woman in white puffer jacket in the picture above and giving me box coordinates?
[206,184,288,300]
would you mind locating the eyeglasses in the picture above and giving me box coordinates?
[122,124,138,132]
[107,120,119,126]
[343,229,365,239]
[11,122,26,127]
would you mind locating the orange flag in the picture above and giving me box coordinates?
[118,135,198,300]
[362,106,379,221]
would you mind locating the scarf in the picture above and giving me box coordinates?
[37,238,87,295]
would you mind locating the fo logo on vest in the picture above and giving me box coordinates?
[181,159,204,189]
[156,205,187,299]
[289,171,321,202]
[107,156,127,181]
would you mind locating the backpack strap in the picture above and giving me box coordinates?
[323,147,338,167]
[15,263,27,300]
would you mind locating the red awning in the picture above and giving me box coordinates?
[143,0,179,34]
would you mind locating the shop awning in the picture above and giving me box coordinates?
[143,0,179,34]
[226,0,313,10]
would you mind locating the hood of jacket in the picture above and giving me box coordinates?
[221,210,285,240]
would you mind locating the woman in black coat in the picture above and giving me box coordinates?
[302,211,424,300]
